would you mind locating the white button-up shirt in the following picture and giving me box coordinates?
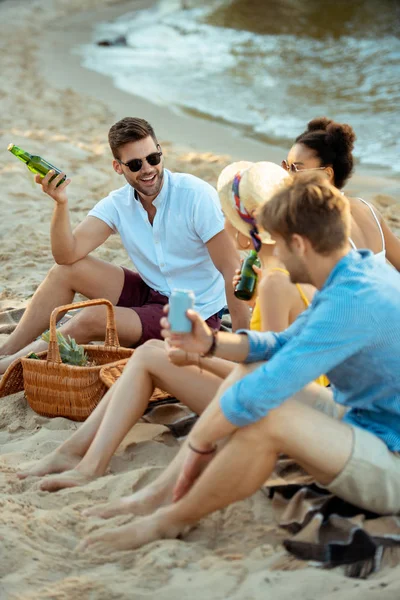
[88,169,226,320]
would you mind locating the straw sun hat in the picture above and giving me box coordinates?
[217,161,289,248]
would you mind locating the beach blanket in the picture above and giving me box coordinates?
[264,457,400,578]
[0,304,76,337]
[0,306,27,336]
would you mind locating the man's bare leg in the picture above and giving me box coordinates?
[0,303,144,375]
[0,256,125,372]
[0,258,148,374]
[83,362,258,519]
[39,340,224,492]
[80,393,353,552]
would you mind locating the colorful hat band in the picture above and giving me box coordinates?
[232,172,262,252]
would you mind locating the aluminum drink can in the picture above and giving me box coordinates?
[169,289,195,333]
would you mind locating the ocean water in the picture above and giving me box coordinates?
[80,0,400,172]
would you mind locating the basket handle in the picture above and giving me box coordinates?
[47,298,120,364]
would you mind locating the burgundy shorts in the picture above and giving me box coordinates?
[117,268,222,346]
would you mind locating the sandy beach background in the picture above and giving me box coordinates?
[0,0,400,598]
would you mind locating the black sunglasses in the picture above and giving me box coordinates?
[118,147,163,173]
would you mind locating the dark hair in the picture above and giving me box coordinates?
[108,117,158,159]
[295,117,356,189]
[258,171,350,254]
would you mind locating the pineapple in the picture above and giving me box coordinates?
[41,330,89,366]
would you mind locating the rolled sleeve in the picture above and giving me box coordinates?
[237,311,306,363]
[220,383,263,427]
[237,329,284,363]
[219,291,376,428]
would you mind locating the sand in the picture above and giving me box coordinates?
[1,0,400,598]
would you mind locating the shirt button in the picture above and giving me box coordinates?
[160,263,165,267]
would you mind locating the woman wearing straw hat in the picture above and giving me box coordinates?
[18,161,327,492]
[220,161,322,336]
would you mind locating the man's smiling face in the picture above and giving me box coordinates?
[113,136,164,200]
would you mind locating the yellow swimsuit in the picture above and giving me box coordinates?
[250,268,329,387]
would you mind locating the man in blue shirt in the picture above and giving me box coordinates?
[80,171,400,552]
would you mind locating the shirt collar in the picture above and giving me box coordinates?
[132,168,169,208]
[322,249,372,290]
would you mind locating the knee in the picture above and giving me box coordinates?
[143,339,164,350]
[263,401,296,444]
[134,339,165,362]
[63,306,107,342]
[48,262,72,282]
[48,257,90,283]
[234,402,293,449]
[226,361,265,385]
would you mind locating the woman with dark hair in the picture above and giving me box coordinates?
[282,117,400,270]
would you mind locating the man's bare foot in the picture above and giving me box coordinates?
[83,483,170,519]
[40,468,95,492]
[18,450,82,480]
[79,508,184,552]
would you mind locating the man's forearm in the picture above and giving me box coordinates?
[50,203,76,264]
[212,331,249,363]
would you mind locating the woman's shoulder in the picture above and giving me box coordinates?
[259,268,296,295]
[348,196,383,220]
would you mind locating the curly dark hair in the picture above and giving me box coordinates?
[295,117,356,189]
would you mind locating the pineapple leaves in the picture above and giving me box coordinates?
[41,329,88,366]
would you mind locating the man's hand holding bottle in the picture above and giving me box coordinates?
[35,170,71,205]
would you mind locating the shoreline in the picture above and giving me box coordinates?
[37,1,400,201]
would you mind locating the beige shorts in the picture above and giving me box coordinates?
[295,384,400,515]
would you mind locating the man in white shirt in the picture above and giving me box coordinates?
[0,118,249,372]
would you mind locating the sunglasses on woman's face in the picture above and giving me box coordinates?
[281,159,326,174]
[118,148,163,172]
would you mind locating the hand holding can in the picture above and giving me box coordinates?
[168,289,195,333]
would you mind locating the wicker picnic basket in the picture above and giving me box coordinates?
[20,298,134,421]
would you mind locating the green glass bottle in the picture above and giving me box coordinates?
[8,144,66,186]
[234,249,261,301]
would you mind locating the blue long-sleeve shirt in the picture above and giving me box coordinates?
[220,250,400,451]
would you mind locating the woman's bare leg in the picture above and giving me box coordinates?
[18,383,119,479]
[84,362,260,519]
[39,340,224,492]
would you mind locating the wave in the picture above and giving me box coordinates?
[79,0,400,172]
